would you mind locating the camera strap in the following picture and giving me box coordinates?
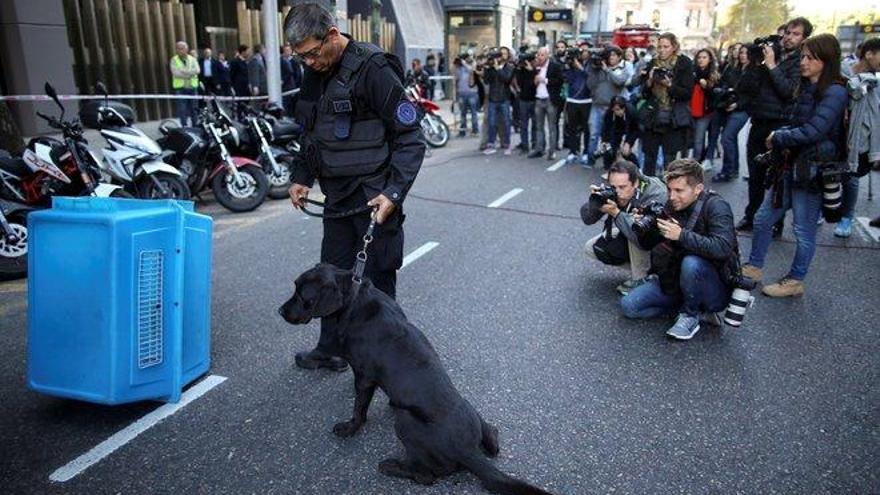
[684,195,707,231]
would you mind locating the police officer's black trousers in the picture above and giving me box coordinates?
[314,209,405,354]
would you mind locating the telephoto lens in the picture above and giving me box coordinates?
[723,276,757,328]
[821,170,843,222]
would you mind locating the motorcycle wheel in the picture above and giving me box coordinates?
[422,113,449,148]
[264,156,293,200]
[211,164,268,212]
[110,189,135,199]
[0,214,29,280]
[138,173,192,200]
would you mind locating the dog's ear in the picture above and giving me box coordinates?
[314,278,344,316]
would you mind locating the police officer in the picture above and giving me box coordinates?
[284,4,425,371]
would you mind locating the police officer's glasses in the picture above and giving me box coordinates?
[294,35,327,63]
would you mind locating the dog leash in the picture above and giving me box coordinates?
[300,198,374,219]
[352,207,378,288]
[336,206,378,322]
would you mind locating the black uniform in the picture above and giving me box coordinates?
[292,37,425,356]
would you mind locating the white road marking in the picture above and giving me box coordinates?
[856,217,880,243]
[487,188,523,208]
[546,159,567,172]
[401,242,439,269]
[49,375,228,483]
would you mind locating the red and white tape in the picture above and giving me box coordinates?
[0,88,299,103]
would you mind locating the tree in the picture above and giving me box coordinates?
[719,0,791,46]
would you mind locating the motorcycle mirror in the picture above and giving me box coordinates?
[44,81,64,117]
[96,81,108,97]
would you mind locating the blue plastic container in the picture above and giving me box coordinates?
[26,197,212,404]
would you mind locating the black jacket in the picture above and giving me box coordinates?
[733,64,761,114]
[281,56,302,91]
[292,43,425,214]
[750,49,800,122]
[485,62,514,103]
[230,56,249,97]
[514,65,537,102]
[546,60,565,107]
[601,104,639,148]
[642,191,738,294]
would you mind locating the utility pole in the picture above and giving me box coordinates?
[263,0,281,104]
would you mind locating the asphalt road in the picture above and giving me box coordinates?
[1,136,878,494]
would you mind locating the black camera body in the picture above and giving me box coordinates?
[592,142,614,161]
[712,87,739,110]
[587,48,605,68]
[754,148,783,168]
[589,183,618,208]
[486,48,502,61]
[564,47,583,65]
[632,201,672,236]
[652,67,672,83]
[750,35,783,64]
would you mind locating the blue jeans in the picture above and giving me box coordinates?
[487,101,512,147]
[587,104,607,157]
[841,175,859,219]
[519,100,535,150]
[620,255,730,318]
[748,172,822,280]
[720,111,749,176]
[692,114,713,161]
[457,93,479,134]
[175,88,198,126]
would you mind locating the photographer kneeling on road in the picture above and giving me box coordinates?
[581,159,668,295]
[620,159,741,341]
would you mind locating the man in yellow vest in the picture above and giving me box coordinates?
[169,41,200,126]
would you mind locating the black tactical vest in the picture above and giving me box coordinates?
[296,41,398,178]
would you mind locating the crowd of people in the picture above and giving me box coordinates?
[168,40,303,126]
[492,17,880,340]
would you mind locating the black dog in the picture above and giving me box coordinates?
[279,264,554,495]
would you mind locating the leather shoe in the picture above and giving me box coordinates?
[295,349,349,372]
[735,218,753,231]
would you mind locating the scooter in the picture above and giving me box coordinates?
[158,95,268,212]
[89,82,190,199]
[406,83,449,147]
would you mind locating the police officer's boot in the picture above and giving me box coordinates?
[295,349,349,372]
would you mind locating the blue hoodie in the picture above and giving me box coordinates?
[564,66,591,102]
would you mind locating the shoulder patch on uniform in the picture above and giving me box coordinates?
[395,100,418,125]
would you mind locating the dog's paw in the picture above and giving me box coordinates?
[332,419,362,438]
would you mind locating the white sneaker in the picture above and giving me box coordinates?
[483,148,497,155]
[565,153,577,163]
[701,159,714,172]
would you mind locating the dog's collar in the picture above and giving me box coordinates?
[338,279,363,322]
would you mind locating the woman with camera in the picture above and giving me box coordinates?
[741,34,848,298]
[690,48,721,170]
[714,44,758,182]
[636,33,695,177]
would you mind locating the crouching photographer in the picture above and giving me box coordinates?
[581,160,668,295]
[620,159,750,340]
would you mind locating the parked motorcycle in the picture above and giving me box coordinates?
[0,83,129,207]
[158,97,268,212]
[232,102,295,200]
[258,102,303,154]
[406,84,449,147]
[0,198,36,279]
[87,82,190,200]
